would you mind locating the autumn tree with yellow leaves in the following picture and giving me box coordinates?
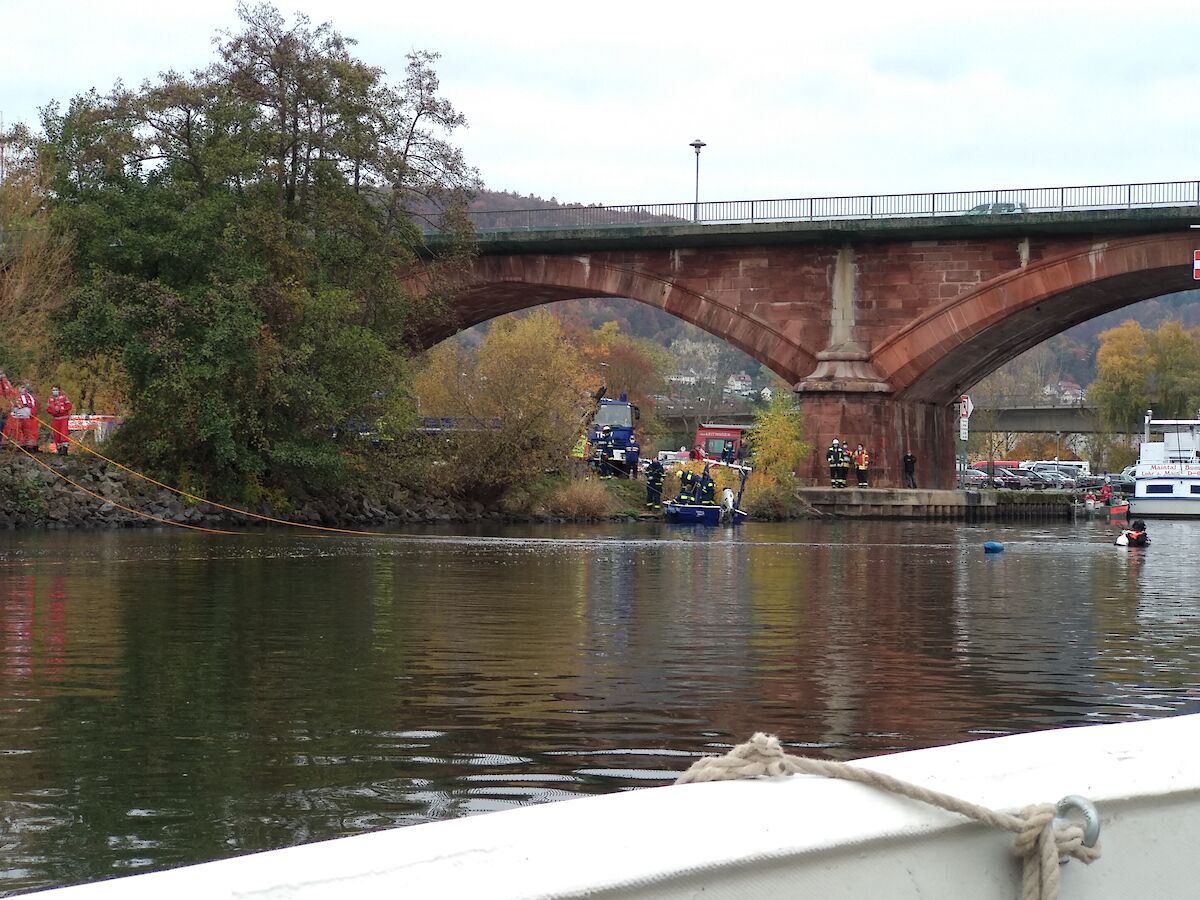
[1089,319,1200,431]
[745,389,810,486]
[413,310,590,499]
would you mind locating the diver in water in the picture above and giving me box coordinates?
[1116,519,1150,547]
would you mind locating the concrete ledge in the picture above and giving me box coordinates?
[799,487,1072,520]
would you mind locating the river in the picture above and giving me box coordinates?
[2,518,1199,895]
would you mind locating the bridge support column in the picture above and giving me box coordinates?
[795,393,957,489]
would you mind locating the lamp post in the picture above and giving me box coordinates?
[689,139,706,222]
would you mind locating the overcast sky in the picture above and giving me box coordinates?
[5,0,1198,206]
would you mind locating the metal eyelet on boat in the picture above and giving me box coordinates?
[1054,795,1100,848]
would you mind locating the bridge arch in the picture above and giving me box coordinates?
[875,234,1197,402]
[423,254,819,379]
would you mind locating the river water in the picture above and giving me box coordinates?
[2,518,1199,895]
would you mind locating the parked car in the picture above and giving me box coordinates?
[966,202,1030,215]
[1016,469,1051,490]
[1035,470,1076,490]
[997,467,1035,488]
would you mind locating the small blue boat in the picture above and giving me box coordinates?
[664,463,751,526]
[664,502,748,525]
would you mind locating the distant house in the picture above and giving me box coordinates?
[723,372,753,396]
[1042,380,1084,405]
[668,369,701,387]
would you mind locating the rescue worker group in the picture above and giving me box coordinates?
[592,424,717,511]
[826,439,870,488]
[0,371,74,455]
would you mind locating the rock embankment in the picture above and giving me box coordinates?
[0,454,498,530]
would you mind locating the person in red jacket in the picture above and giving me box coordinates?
[14,384,38,451]
[46,386,73,455]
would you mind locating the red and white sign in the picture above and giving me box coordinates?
[1194,249,1200,280]
[960,394,974,418]
[67,415,123,432]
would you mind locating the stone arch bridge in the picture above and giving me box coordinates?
[423,205,1199,487]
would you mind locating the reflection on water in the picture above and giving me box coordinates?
[2,519,1200,894]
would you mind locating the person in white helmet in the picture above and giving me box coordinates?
[826,439,841,487]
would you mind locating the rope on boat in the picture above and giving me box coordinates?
[28,415,389,538]
[676,732,1100,900]
[1,430,236,535]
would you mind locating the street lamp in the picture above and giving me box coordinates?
[689,139,706,223]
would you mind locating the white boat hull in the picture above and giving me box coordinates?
[25,714,1200,900]
[1129,495,1200,516]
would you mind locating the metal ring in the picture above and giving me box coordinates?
[1054,795,1100,848]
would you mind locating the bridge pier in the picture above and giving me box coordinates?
[795,392,956,489]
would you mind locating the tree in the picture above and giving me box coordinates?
[413,311,589,499]
[38,3,478,493]
[1147,320,1200,418]
[1089,320,1153,434]
[745,389,810,486]
[0,128,75,382]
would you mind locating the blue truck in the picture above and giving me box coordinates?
[588,393,641,479]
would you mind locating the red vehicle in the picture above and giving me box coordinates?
[694,424,751,463]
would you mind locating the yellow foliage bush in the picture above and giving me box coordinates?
[546,479,619,519]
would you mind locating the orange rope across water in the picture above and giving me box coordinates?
[1,429,237,535]
[35,415,386,538]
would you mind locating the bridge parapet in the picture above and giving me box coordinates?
[437,179,1200,235]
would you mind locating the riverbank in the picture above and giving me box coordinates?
[0,454,704,530]
[0,453,534,530]
[8,452,1088,529]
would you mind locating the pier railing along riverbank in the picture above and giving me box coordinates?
[799,488,1076,521]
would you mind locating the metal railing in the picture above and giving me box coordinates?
[441,179,1200,233]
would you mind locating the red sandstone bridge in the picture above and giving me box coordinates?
[423,180,1200,488]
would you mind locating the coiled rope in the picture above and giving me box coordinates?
[675,733,1100,900]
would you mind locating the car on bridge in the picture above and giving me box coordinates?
[966,202,1030,215]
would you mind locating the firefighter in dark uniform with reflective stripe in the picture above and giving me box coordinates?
[827,440,841,487]
[677,469,698,503]
[645,458,665,509]
[697,465,716,505]
[596,425,616,479]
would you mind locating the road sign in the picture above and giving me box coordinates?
[960,394,974,418]
[959,417,969,441]
[1194,249,1200,280]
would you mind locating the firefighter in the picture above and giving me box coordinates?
[46,386,73,456]
[697,465,716,505]
[838,440,852,488]
[853,443,870,486]
[596,425,615,479]
[645,457,665,509]
[676,468,698,504]
[826,439,841,487]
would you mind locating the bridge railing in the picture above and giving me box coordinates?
[438,179,1200,233]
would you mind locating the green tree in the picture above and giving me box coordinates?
[1147,320,1200,418]
[39,3,479,493]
